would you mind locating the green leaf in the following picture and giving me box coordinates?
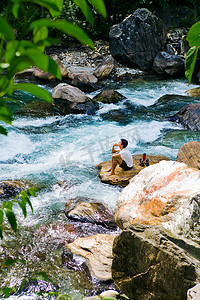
[2,201,13,210]
[5,258,17,266]
[30,19,94,48]
[14,83,52,103]
[18,200,27,218]
[187,21,200,48]
[3,287,13,298]
[33,26,48,44]
[28,186,38,197]
[72,0,94,27]
[0,210,3,225]
[0,126,7,135]
[12,0,63,17]
[5,210,17,232]
[9,56,32,78]
[87,0,107,18]
[12,3,20,18]
[48,56,62,80]
[0,103,13,124]
[185,46,198,84]
[0,16,15,40]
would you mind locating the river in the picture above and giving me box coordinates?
[0,77,200,299]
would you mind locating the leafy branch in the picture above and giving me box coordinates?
[185,20,200,84]
[0,0,107,135]
[0,186,38,239]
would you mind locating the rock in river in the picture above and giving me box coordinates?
[169,102,200,131]
[52,83,98,115]
[97,154,169,187]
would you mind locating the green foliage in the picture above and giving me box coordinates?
[0,0,106,135]
[0,187,38,239]
[185,21,200,84]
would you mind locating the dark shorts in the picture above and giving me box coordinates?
[120,160,132,171]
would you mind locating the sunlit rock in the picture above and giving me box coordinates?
[52,83,98,115]
[97,155,169,187]
[67,234,116,281]
[115,160,200,242]
[177,141,200,170]
[186,87,200,98]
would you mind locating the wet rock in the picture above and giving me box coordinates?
[93,89,126,104]
[65,201,117,229]
[72,71,98,92]
[169,102,200,131]
[187,283,200,300]
[16,100,56,117]
[15,68,35,80]
[109,8,167,70]
[153,51,185,76]
[67,234,116,281]
[112,225,200,300]
[176,141,200,170]
[115,160,200,241]
[52,83,98,115]
[186,87,200,98]
[93,55,115,80]
[97,155,169,187]
[0,180,34,198]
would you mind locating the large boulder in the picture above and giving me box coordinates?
[153,51,185,76]
[67,234,116,281]
[112,225,200,300]
[169,102,200,131]
[97,155,169,187]
[114,160,200,241]
[109,8,167,70]
[177,141,200,170]
[52,83,98,115]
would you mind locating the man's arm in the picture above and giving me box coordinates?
[112,143,119,153]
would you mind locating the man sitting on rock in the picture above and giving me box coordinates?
[107,138,133,176]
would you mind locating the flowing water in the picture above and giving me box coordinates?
[0,77,200,299]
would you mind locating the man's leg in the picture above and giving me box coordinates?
[107,154,123,175]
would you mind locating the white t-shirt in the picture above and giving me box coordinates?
[119,148,133,167]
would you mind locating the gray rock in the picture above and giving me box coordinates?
[52,83,98,115]
[109,8,167,70]
[112,225,200,300]
[153,51,185,76]
[169,102,200,131]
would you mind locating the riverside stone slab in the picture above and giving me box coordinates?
[177,141,200,170]
[115,160,200,242]
[97,155,169,187]
[67,234,116,281]
[112,225,200,300]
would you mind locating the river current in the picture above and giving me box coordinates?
[0,77,200,299]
